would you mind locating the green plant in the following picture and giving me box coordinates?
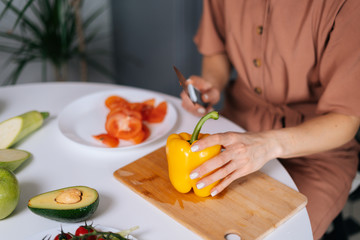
[0,0,113,85]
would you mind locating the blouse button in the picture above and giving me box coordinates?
[253,58,261,67]
[256,26,263,35]
[254,87,262,95]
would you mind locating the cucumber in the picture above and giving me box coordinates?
[0,111,49,149]
[0,149,31,171]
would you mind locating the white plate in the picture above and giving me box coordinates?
[26,223,137,240]
[58,88,177,150]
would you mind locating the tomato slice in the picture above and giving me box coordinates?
[93,133,119,148]
[105,95,129,110]
[140,99,154,121]
[107,107,142,121]
[142,98,155,106]
[129,124,150,144]
[146,101,167,123]
[105,110,143,140]
[95,96,168,148]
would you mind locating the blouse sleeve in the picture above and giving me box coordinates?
[316,0,360,117]
[193,0,226,56]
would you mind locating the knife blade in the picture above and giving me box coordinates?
[173,66,208,108]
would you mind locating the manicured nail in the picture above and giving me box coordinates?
[196,182,205,189]
[191,144,199,152]
[189,172,199,179]
[197,108,205,114]
[211,190,218,197]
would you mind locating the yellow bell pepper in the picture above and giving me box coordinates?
[166,111,221,197]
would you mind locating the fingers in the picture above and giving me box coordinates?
[180,75,220,116]
[189,132,256,197]
[188,75,221,106]
[180,90,206,116]
[192,155,250,197]
[191,142,248,180]
[191,132,239,152]
[209,169,245,196]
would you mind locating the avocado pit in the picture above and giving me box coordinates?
[55,188,82,204]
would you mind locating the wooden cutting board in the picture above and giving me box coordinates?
[113,147,307,240]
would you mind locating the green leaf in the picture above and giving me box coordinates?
[0,0,42,38]
[0,0,110,85]
[0,44,20,53]
[84,27,101,44]
[85,56,115,80]
[0,31,34,44]
[13,0,36,29]
[0,0,14,20]
[83,5,106,29]
[1,56,32,85]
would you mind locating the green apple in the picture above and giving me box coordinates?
[0,168,20,219]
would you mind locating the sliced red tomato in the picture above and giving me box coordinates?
[128,102,144,112]
[105,110,143,140]
[107,107,142,121]
[95,96,168,148]
[93,133,119,148]
[142,98,155,107]
[129,124,150,144]
[105,95,129,110]
[140,99,155,121]
[146,101,167,123]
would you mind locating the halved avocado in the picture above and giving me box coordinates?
[28,186,99,222]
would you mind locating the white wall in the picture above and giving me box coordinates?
[0,0,114,85]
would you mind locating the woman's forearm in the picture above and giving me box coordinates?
[201,53,232,91]
[272,113,360,159]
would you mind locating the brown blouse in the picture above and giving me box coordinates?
[194,0,360,132]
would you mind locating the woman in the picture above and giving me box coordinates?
[180,1,360,239]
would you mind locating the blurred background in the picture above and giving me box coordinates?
[0,0,203,97]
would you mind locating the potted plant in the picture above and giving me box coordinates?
[0,0,113,85]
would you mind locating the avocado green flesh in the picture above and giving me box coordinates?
[0,149,31,171]
[28,186,99,222]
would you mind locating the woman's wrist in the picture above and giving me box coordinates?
[262,129,289,160]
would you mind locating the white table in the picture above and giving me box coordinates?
[0,82,312,240]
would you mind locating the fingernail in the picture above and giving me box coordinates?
[191,144,199,152]
[196,182,205,189]
[203,94,209,100]
[211,190,218,197]
[197,108,205,114]
[189,172,199,179]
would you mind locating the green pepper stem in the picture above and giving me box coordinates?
[40,112,50,120]
[189,111,219,144]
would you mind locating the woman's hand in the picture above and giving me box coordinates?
[188,112,360,197]
[189,131,281,196]
[180,75,221,116]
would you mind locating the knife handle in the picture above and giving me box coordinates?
[188,84,209,108]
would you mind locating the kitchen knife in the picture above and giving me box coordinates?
[173,66,208,108]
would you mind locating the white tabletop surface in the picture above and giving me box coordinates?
[0,82,312,240]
